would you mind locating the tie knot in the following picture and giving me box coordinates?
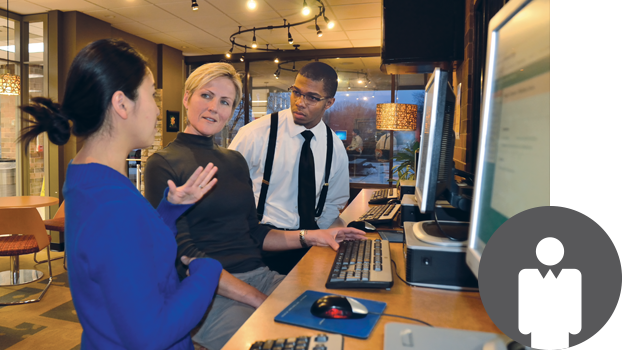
[301,130,314,142]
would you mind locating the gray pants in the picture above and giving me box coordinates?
[192,266,285,350]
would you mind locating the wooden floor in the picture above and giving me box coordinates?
[0,251,82,350]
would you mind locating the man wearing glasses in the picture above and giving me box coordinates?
[230,61,349,274]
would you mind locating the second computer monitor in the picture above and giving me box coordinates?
[335,130,347,141]
[414,68,456,214]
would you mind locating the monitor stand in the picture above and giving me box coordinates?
[413,221,469,247]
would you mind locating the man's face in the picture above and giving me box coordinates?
[290,74,335,129]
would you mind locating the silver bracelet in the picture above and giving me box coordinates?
[299,229,308,248]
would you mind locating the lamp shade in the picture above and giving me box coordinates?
[0,73,21,95]
[376,103,418,131]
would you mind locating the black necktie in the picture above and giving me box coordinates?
[298,130,318,229]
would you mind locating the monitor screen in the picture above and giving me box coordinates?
[466,0,550,278]
[414,68,456,214]
[335,130,347,141]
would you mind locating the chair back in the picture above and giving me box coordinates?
[54,201,65,219]
[0,207,50,250]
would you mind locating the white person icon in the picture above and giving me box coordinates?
[518,237,582,349]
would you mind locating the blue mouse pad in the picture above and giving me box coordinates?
[274,290,386,339]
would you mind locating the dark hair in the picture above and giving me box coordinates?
[353,129,360,135]
[298,61,338,98]
[20,39,149,150]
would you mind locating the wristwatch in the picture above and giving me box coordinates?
[299,229,308,248]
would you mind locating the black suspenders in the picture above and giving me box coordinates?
[256,112,333,222]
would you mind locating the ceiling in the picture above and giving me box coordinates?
[2,0,426,92]
[3,0,382,57]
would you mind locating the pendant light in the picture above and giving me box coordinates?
[0,0,20,96]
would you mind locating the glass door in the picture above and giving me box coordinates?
[0,14,20,197]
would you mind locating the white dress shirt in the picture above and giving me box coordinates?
[376,133,397,150]
[229,109,349,230]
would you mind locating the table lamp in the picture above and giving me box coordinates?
[375,103,418,184]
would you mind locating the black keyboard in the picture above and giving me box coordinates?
[368,188,399,204]
[358,203,400,224]
[249,333,343,350]
[325,239,393,289]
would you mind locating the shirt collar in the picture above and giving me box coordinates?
[285,109,327,141]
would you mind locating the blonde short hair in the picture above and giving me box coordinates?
[184,63,243,116]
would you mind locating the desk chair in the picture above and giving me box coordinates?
[0,207,54,305]
[34,201,66,270]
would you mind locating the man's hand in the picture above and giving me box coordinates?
[167,163,218,205]
[306,227,366,250]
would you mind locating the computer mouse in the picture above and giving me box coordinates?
[482,338,528,350]
[310,295,369,319]
[387,199,401,204]
[347,220,376,232]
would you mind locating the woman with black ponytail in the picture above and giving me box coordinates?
[20,39,223,350]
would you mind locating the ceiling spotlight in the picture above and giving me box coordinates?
[252,29,258,48]
[274,57,279,63]
[315,21,322,37]
[240,55,245,62]
[346,94,349,96]
[288,26,294,44]
[363,97,368,100]
[324,15,335,29]
[191,0,198,11]
[226,43,234,58]
[274,69,281,79]
[302,0,310,15]
[358,77,363,84]
[247,0,257,10]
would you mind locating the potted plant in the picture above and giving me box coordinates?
[391,141,420,183]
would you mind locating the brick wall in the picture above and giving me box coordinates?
[0,96,18,161]
[140,88,163,195]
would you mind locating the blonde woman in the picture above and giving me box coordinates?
[144,63,365,350]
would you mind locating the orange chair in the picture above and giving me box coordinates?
[34,201,66,270]
[0,207,53,305]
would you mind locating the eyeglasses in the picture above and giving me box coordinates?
[288,86,329,105]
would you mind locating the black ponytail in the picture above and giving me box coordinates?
[20,97,70,148]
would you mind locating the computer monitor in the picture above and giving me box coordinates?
[335,130,347,141]
[414,68,456,214]
[466,0,550,278]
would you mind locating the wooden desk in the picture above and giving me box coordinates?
[222,189,499,349]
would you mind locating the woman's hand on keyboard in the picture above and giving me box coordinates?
[308,228,367,250]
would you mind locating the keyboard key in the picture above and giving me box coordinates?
[315,334,328,342]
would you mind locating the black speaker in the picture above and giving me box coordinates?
[381,0,465,73]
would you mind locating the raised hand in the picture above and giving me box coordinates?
[167,163,218,205]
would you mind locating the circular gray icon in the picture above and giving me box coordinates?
[479,206,621,349]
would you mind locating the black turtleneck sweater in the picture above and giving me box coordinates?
[144,133,270,279]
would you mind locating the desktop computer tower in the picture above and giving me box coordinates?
[399,179,415,199]
[403,221,478,291]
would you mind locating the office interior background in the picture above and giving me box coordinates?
[0,0,490,214]
[0,0,622,350]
